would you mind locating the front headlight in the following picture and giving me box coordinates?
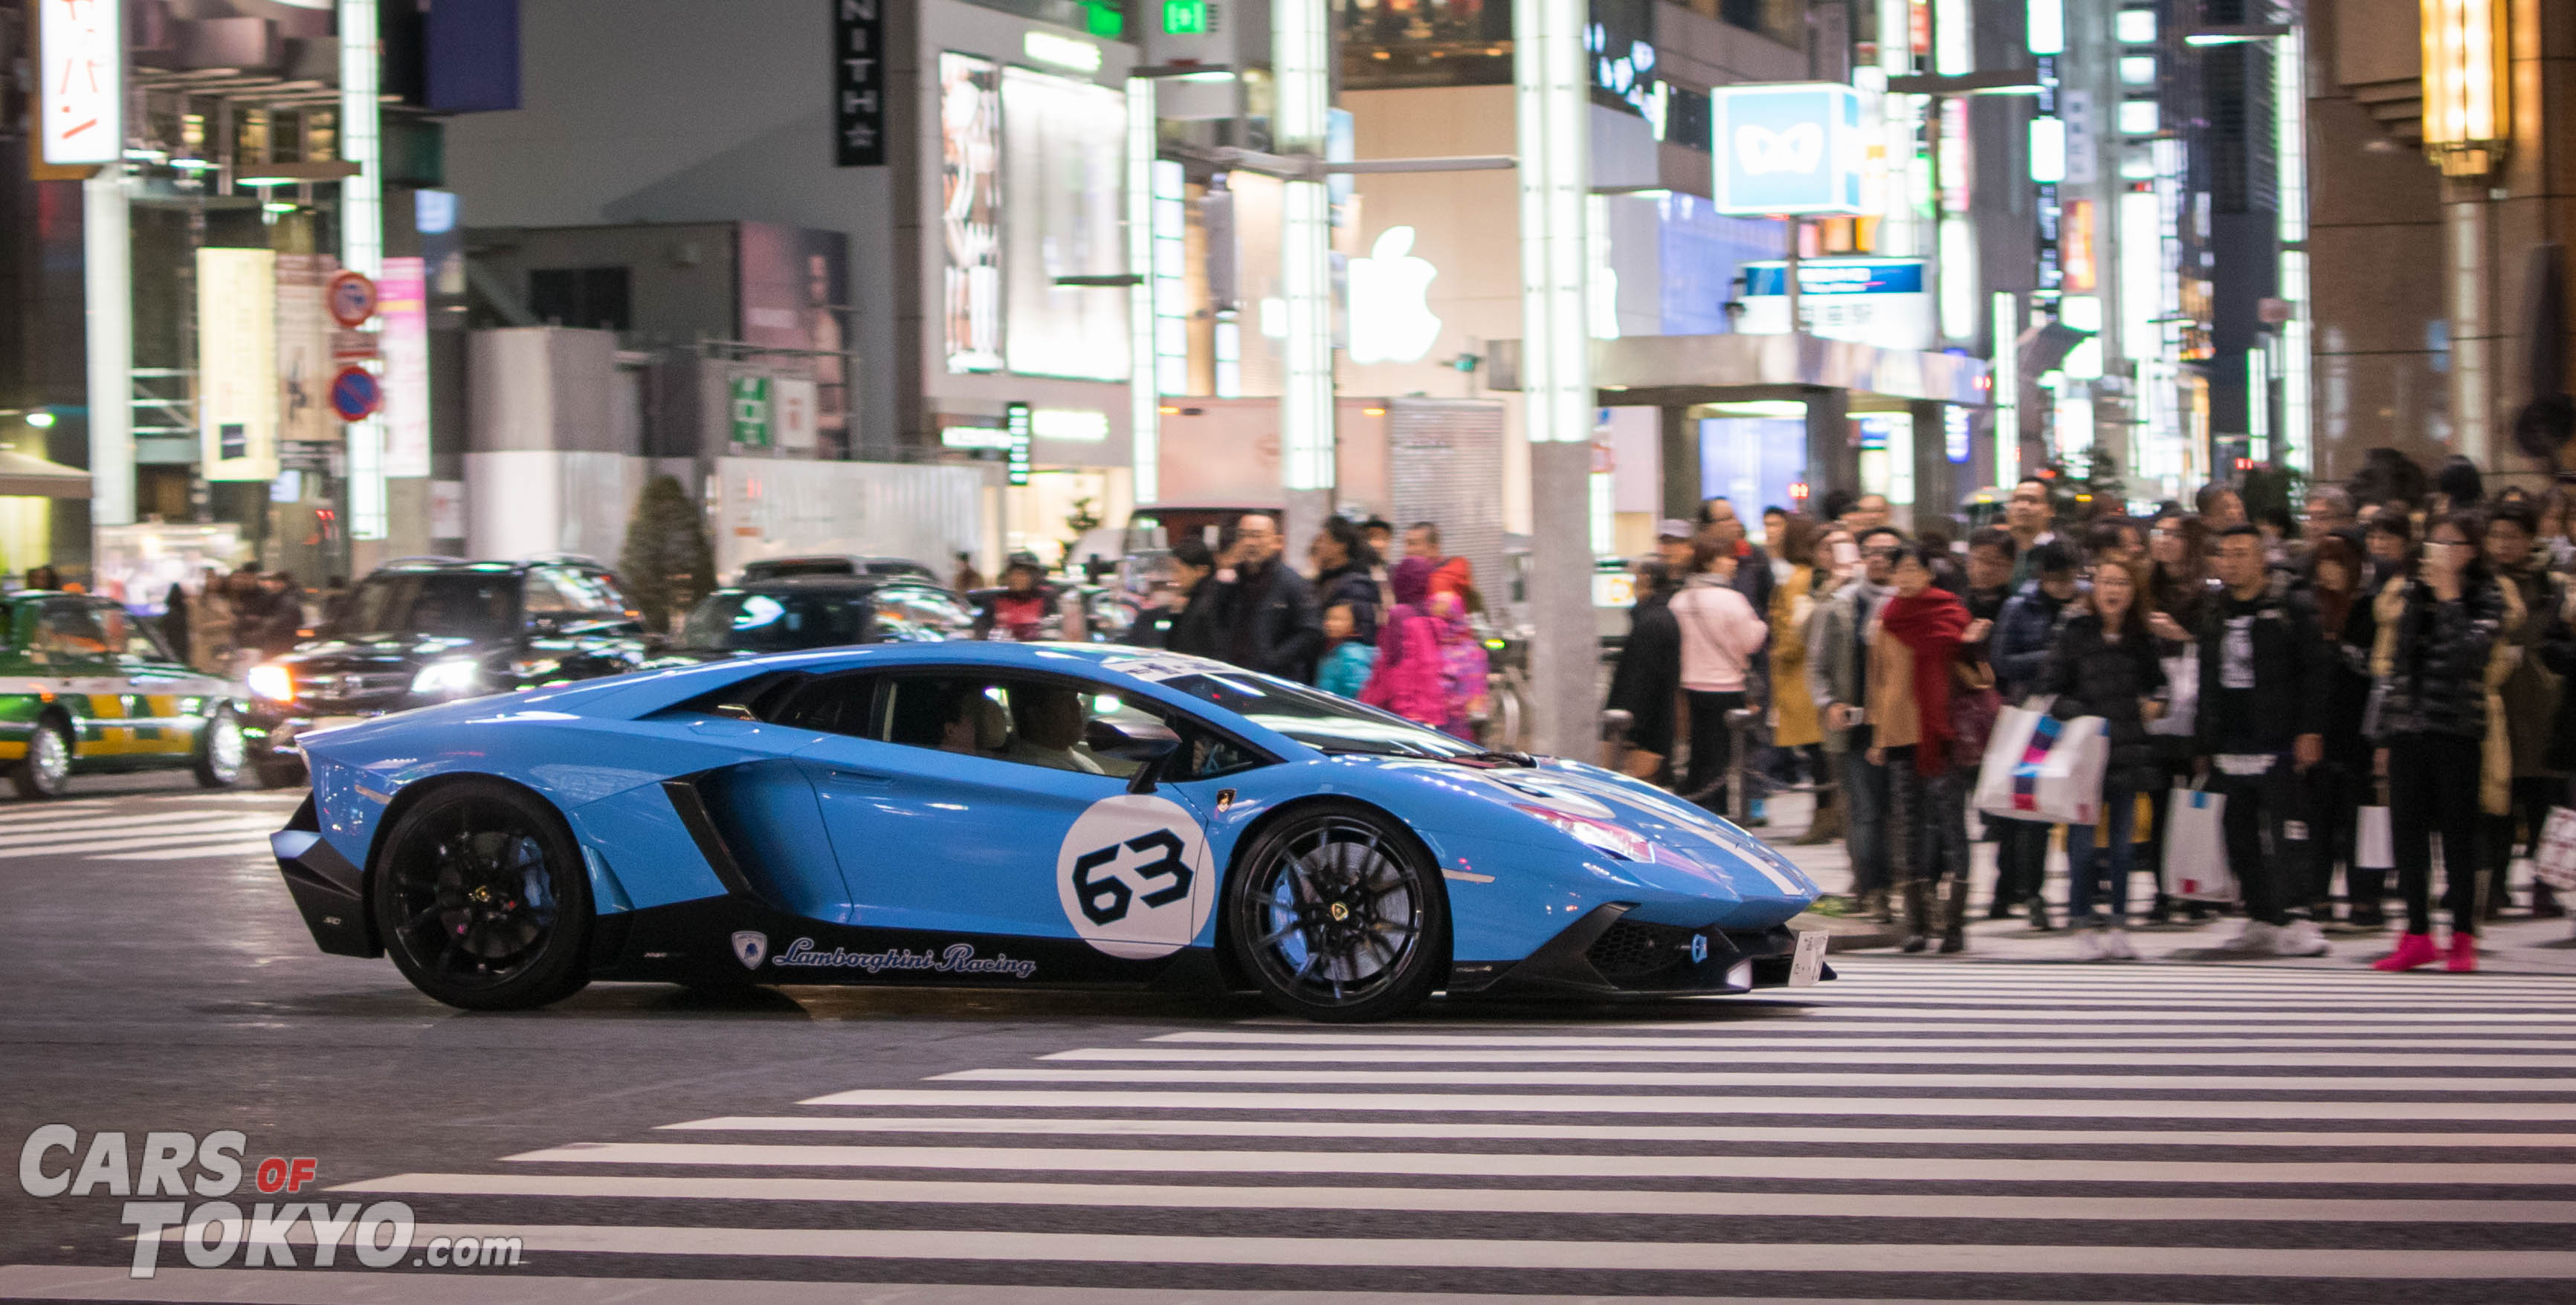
[248,664,294,702]
[411,659,482,696]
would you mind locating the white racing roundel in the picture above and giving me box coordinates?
[1055,794,1217,959]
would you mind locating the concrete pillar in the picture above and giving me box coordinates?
[1911,399,1954,529]
[1526,438,1597,754]
[1804,386,1854,503]
[1659,404,1700,521]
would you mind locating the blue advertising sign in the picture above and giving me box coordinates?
[1711,82,1865,217]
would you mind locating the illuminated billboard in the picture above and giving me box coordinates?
[1711,82,1866,216]
[1738,258,1933,351]
[939,53,1004,373]
[198,248,280,482]
[1001,66,1131,382]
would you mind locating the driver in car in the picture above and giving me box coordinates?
[1004,685,1104,774]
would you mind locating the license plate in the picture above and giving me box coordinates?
[1787,930,1828,986]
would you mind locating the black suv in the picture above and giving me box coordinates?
[244,557,651,784]
[646,574,975,666]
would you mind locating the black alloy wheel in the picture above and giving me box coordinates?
[1225,801,1447,1022]
[372,779,590,1010]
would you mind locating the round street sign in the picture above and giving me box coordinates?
[329,365,383,421]
[327,270,379,327]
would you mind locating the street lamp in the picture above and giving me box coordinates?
[2421,0,2509,176]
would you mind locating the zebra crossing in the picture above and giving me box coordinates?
[0,791,303,862]
[121,957,2561,1302]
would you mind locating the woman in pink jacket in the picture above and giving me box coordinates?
[1360,557,1450,729]
[1668,536,1769,813]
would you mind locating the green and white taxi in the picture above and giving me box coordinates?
[1,591,252,799]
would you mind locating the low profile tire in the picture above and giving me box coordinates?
[1224,800,1448,1023]
[10,718,74,800]
[371,778,592,1011]
[192,707,248,789]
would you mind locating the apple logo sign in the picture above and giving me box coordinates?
[1347,226,1443,365]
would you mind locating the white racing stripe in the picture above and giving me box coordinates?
[1149,1031,2576,1050]
[797,1088,2576,1121]
[496,1141,2576,1185]
[656,1115,2576,1149]
[143,1222,2576,1278]
[98,840,283,861]
[332,1171,2576,1223]
[934,1066,2576,1092]
[1042,1046,2576,1069]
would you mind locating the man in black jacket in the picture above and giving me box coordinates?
[1213,514,1323,681]
[2198,525,2334,956]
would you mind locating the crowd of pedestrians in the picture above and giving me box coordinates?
[1128,513,1493,739]
[1605,452,2574,972]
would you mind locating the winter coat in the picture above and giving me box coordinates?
[2036,610,2169,789]
[2195,573,2331,756]
[1670,574,1767,693]
[1992,580,2072,703]
[2491,558,2569,777]
[1212,558,1323,681]
[2312,592,2376,773]
[1604,587,1682,757]
[1360,558,1448,727]
[1804,579,1890,755]
[1315,641,1376,699]
[2366,571,2505,747]
[1314,563,1381,644]
[1768,566,1825,748]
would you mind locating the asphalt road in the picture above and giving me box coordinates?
[4,774,2574,1305]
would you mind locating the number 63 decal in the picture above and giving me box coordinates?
[1071,829,1194,925]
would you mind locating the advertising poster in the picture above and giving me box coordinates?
[274,253,336,447]
[1739,258,1933,351]
[940,52,1004,374]
[198,247,280,482]
[1001,66,1131,382]
[378,256,433,476]
[737,223,851,452]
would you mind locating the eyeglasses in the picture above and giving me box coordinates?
[1863,546,1902,558]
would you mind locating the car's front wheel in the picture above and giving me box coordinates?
[10,718,74,800]
[1224,801,1447,1023]
[372,779,591,1011]
[193,707,247,789]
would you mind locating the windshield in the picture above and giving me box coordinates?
[681,591,873,651]
[335,572,517,641]
[1155,672,1484,759]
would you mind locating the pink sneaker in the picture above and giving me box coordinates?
[2373,933,2438,971]
[2446,933,2479,973]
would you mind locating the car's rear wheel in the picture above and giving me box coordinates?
[10,718,74,800]
[192,707,247,789]
[1224,801,1447,1023]
[372,779,591,1011]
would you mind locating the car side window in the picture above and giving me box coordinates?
[92,600,171,663]
[772,673,875,736]
[865,674,1147,778]
[523,568,584,617]
[33,599,110,659]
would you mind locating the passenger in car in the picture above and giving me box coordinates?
[1004,685,1105,774]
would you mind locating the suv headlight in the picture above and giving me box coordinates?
[248,664,294,702]
[411,660,482,696]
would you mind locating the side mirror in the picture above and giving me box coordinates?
[1084,716,1183,793]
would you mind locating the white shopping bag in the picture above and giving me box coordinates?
[2354,804,2394,872]
[2533,807,2576,892]
[2146,650,2198,736]
[1973,704,2108,826]
[2161,786,2237,901]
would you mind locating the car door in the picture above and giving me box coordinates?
[792,668,1221,956]
[25,598,124,760]
[89,598,210,762]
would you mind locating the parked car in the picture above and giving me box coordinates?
[1,590,251,797]
[651,575,976,664]
[243,557,652,786]
[737,555,940,584]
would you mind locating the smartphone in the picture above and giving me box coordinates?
[1832,538,1861,569]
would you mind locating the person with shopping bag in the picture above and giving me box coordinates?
[2194,525,2335,958]
[2140,511,2216,924]
[2478,502,2571,921]
[1987,541,2083,928]
[1808,527,1905,921]
[1670,536,1771,816]
[2305,532,2386,927]
[2036,559,2169,959]
[2366,512,2508,971]
[1868,545,1982,953]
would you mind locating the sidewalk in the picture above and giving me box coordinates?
[1757,790,2576,974]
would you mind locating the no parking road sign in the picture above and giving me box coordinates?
[329,365,382,421]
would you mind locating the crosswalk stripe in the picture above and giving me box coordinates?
[798,1087,2576,1120]
[1752,994,2576,1008]
[1042,1046,2576,1068]
[654,1115,2576,1148]
[331,1172,2576,1223]
[166,1223,2576,1278]
[936,1066,2576,1091]
[1150,1030,2576,1049]
[1773,1007,2576,1023]
[1,812,274,842]
[498,1141,2576,1185]
[97,839,281,861]
[12,822,285,857]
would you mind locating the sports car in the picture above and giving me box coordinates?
[270,643,1828,1021]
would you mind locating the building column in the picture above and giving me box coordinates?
[82,172,133,533]
[1659,404,1700,521]
[1514,0,1595,757]
[1910,399,1952,528]
[1804,386,1853,504]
